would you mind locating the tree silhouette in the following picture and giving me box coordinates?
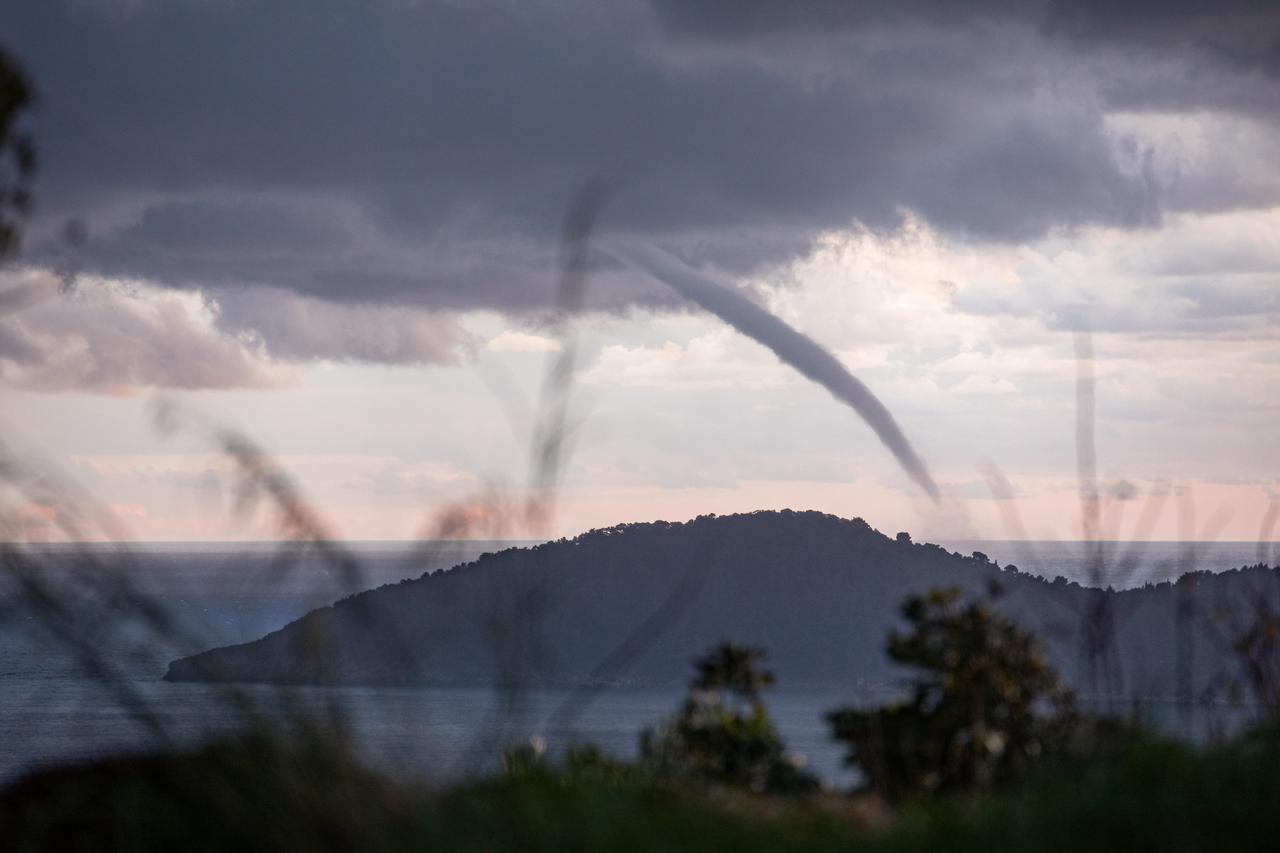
[642,642,816,794]
[0,47,36,258]
[692,642,775,704]
[828,588,1076,800]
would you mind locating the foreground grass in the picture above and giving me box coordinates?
[880,727,1280,853]
[3,728,1279,851]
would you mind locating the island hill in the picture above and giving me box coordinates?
[166,510,1276,697]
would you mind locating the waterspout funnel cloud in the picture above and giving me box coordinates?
[628,245,940,501]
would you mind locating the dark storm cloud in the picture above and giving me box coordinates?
[650,0,1037,38]
[0,0,1191,317]
[1042,0,1280,75]
[654,1,1280,115]
[655,0,1280,73]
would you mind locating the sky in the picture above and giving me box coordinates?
[1,0,1278,544]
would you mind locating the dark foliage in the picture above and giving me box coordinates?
[4,725,1280,852]
[878,725,1280,853]
[641,642,818,794]
[828,588,1077,800]
[0,46,36,258]
[0,729,420,853]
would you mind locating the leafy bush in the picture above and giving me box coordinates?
[642,642,819,794]
[828,587,1077,800]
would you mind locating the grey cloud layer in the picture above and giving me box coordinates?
[5,0,1255,318]
[0,271,288,393]
[655,0,1280,74]
[214,287,473,365]
[0,270,469,393]
[655,0,1280,114]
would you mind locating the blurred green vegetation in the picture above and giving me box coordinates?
[877,725,1280,853]
[4,724,1280,852]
